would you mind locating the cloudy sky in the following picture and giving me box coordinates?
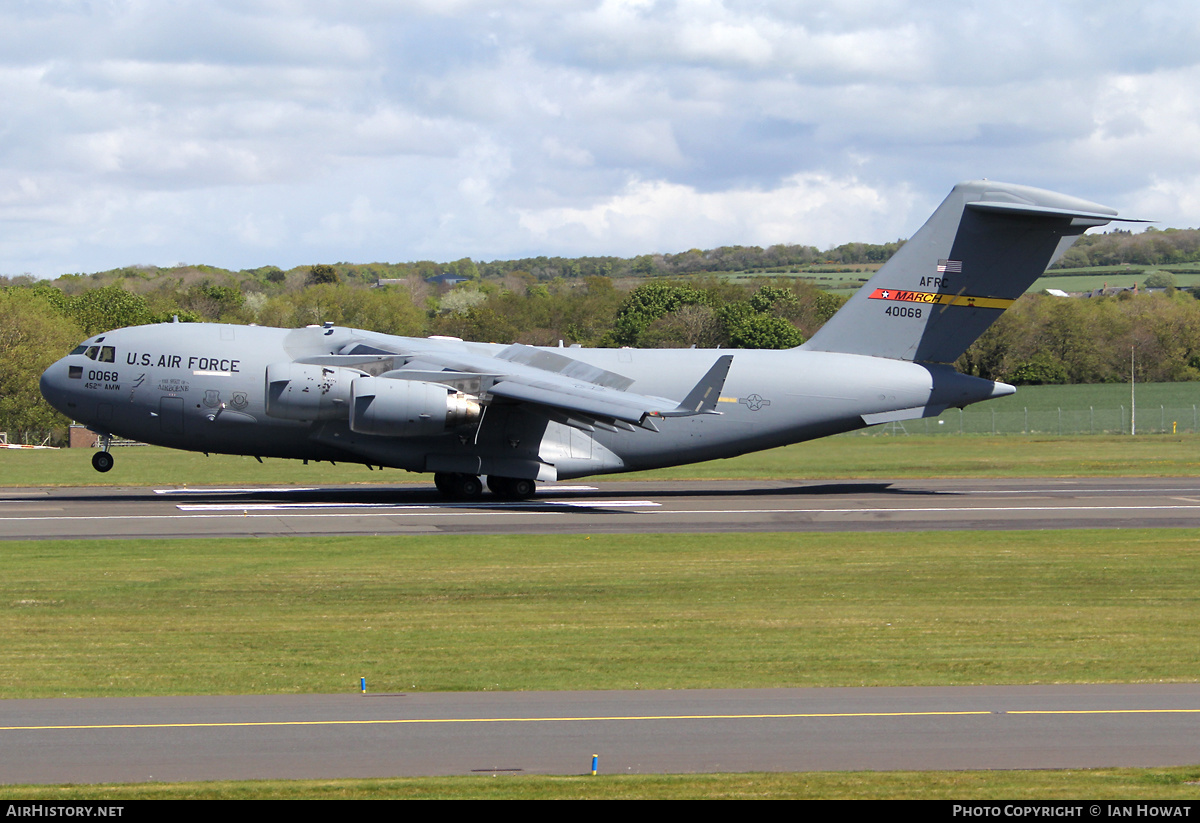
[2,0,1198,277]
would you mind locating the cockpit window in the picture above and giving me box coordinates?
[77,345,116,361]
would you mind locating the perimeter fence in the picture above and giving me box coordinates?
[860,405,1200,436]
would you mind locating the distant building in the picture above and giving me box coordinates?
[425,273,471,287]
[1083,282,1140,298]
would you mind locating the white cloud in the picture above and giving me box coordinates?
[517,173,918,254]
[2,1,1200,276]
[304,195,395,248]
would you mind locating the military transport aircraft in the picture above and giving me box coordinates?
[39,180,1134,499]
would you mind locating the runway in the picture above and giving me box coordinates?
[4,477,1200,540]
[4,685,1200,783]
[4,477,1199,785]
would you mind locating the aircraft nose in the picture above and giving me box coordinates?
[40,358,72,416]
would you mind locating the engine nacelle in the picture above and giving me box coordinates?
[264,362,361,421]
[349,377,481,437]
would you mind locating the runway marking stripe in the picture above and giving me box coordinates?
[5,708,1199,732]
[958,487,1200,495]
[146,485,1200,496]
[1006,709,1200,715]
[153,486,600,495]
[174,500,660,511]
[154,487,321,494]
[646,505,1200,515]
[0,711,991,731]
[4,503,1200,525]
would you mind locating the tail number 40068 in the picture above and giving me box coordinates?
[885,306,922,318]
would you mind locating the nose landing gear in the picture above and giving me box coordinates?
[91,435,114,473]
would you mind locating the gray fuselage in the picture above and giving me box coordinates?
[40,322,1009,481]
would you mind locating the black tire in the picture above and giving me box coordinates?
[453,474,483,500]
[508,477,536,499]
[433,472,455,497]
[92,451,114,473]
[488,476,536,500]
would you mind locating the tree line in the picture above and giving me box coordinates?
[1055,227,1200,269]
[960,290,1200,385]
[6,225,1200,441]
[0,274,843,441]
[10,224,1200,291]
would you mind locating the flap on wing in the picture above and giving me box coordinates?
[490,353,733,425]
[490,380,650,423]
[495,344,635,390]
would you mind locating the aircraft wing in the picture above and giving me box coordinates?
[300,340,733,432]
[488,353,732,427]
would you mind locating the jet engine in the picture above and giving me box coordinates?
[349,376,482,437]
[264,362,362,421]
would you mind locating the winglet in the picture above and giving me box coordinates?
[654,355,733,418]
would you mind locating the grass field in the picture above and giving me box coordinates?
[6,396,1200,798]
[658,268,878,292]
[641,263,1200,297]
[3,530,1198,698]
[5,431,1200,487]
[984,381,1200,412]
[888,382,1200,436]
[1033,263,1200,295]
[4,767,1200,800]
[5,528,1200,798]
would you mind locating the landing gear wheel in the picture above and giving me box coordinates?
[452,473,483,500]
[509,478,536,499]
[433,472,455,497]
[91,451,114,473]
[487,476,536,500]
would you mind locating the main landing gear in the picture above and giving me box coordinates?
[433,472,536,501]
[487,475,536,500]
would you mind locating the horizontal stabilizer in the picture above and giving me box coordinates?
[966,200,1152,226]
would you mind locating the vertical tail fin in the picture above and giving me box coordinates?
[801,180,1131,363]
